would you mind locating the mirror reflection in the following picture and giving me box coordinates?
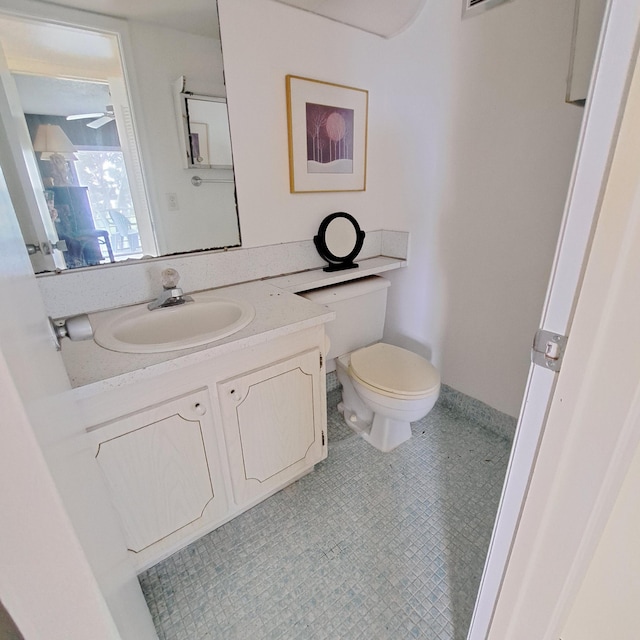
[19,74,149,268]
[0,0,240,274]
[325,217,357,258]
[179,88,233,169]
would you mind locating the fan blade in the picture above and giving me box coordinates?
[66,112,105,121]
[86,115,114,129]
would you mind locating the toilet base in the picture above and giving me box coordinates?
[362,414,412,452]
[337,401,412,452]
[335,350,439,453]
[337,402,369,435]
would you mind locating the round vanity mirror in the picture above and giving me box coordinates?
[313,212,365,272]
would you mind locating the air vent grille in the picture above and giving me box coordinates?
[464,0,511,17]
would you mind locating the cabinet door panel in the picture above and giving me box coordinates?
[237,366,315,482]
[92,391,222,554]
[219,349,325,505]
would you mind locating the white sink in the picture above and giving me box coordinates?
[93,296,255,354]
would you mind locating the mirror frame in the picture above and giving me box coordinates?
[313,211,365,272]
[178,91,232,169]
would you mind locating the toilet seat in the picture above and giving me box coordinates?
[348,343,440,399]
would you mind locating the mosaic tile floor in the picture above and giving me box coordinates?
[140,388,511,640]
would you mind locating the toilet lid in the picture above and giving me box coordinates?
[349,343,440,397]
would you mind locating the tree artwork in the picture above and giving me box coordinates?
[305,102,354,174]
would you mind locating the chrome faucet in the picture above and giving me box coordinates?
[148,268,194,310]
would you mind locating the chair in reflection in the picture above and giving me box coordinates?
[54,207,115,267]
[47,186,115,267]
[105,209,140,253]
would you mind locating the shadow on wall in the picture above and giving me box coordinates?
[436,0,583,418]
[0,600,24,640]
[378,6,455,374]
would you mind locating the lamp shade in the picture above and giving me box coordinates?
[33,124,77,159]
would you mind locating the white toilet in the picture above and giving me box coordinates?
[301,276,440,452]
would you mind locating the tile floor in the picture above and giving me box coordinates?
[140,386,512,640]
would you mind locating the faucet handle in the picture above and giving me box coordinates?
[161,268,181,290]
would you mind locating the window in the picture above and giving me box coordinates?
[75,149,141,259]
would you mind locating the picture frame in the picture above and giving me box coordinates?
[286,75,368,193]
[189,121,209,165]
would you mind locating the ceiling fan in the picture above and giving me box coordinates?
[66,105,115,129]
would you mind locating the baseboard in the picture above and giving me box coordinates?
[438,384,516,443]
[325,373,516,443]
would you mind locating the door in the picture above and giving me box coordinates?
[91,390,228,568]
[0,111,156,637]
[468,0,640,637]
[219,349,326,506]
[0,41,64,272]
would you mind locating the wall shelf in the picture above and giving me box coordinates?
[267,255,406,293]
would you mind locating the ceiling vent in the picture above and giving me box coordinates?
[463,0,512,18]
[272,0,427,38]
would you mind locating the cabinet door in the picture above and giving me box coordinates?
[90,390,226,557]
[218,349,327,505]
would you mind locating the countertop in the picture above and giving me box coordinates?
[63,280,333,393]
[62,256,405,394]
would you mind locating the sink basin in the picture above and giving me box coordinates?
[93,296,255,353]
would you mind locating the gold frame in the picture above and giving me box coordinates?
[286,75,368,193]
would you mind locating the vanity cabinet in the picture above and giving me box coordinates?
[89,389,228,566]
[218,349,325,506]
[78,325,328,571]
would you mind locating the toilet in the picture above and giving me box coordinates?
[300,276,440,452]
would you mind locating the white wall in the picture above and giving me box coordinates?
[218,0,394,246]
[424,0,582,416]
[125,21,240,254]
[218,0,584,416]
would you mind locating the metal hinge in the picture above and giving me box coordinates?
[531,329,568,372]
[322,430,325,446]
[320,353,323,369]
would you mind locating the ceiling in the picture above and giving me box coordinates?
[272,0,427,38]
[35,0,220,38]
[0,0,218,115]
[0,14,122,80]
[0,11,122,115]
[13,74,110,116]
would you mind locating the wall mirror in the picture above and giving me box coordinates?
[0,0,241,275]
[177,85,233,169]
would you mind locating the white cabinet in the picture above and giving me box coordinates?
[89,390,227,567]
[218,349,326,506]
[81,327,328,570]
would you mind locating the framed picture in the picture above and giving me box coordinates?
[286,75,368,193]
[189,122,209,165]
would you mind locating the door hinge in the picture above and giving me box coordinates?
[320,353,323,369]
[531,329,568,372]
[322,430,325,446]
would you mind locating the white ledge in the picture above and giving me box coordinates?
[267,256,407,292]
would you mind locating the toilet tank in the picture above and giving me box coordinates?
[300,275,390,361]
